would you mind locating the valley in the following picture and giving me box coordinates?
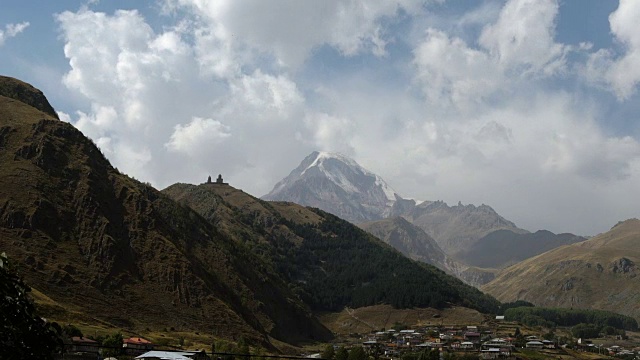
[2,75,640,359]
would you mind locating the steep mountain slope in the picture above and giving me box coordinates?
[399,201,527,256]
[482,219,640,321]
[358,217,497,287]
[262,151,400,223]
[0,76,330,347]
[163,183,501,313]
[358,217,449,270]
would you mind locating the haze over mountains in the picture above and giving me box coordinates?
[358,217,496,287]
[263,150,640,319]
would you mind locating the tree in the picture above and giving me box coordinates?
[418,349,439,360]
[348,346,368,360]
[62,324,83,338]
[571,323,601,339]
[101,332,123,357]
[0,253,62,359]
[335,346,348,360]
[321,344,335,360]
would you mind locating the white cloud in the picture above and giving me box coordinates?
[584,0,640,100]
[0,22,29,46]
[479,0,567,76]
[303,112,356,156]
[413,29,503,107]
[605,0,640,99]
[164,0,427,68]
[228,70,304,118]
[52,0,640,237]
[166,117,231,156]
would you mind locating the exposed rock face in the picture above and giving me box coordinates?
[483,219,640,321]
[457,267,496,287]
[263,151,400,223]
[610,258,636,274]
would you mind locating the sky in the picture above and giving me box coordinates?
[1,0,639,236]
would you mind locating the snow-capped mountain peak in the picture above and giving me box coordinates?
[262,151,402,223]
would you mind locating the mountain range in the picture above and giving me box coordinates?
[263,151,527,257]
[4,74,639,346]
[262,150,606,290]
[358,217,495,286]
[457,229,586,269]
[0,75,501,348]
[483,219,640,321]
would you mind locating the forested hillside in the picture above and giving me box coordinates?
[163,184,501,314]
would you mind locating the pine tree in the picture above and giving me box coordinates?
[0,253,62,360]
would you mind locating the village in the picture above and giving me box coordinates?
[323,318,640,360]
[60,319,640,360]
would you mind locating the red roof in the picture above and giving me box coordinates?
[124,337,153,345]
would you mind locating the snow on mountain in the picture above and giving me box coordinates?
[262,151,401,223]
[263,151,525,259]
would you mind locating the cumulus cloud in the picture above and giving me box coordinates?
[583,0,640,100]
[164,0,426,68]
[166,117,231,156]
[0,22,29,46]
[478,0,567,76]
[53,0,640,236]
[303,112,356,156]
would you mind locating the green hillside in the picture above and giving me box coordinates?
[163,184,501,314]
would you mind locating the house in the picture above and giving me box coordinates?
[70,336,100,354]
[482,338,511,350]
[362,340,378,348]
[463,332,481,344]
[124,337,155,355]
[480,348,500,359]
[525,341,544,349]
[459,342,475,351]
[542,340,555,349]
